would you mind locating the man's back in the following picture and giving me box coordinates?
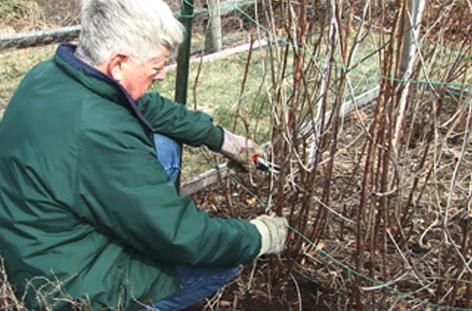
[0,54,178,310]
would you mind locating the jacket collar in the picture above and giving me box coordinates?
[54,44,153,131]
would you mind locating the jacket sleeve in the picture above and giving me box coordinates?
[76,121,261,266]
[138,92,223,151]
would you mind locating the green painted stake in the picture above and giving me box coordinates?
[174,0,194,188]
[175,0,194,106]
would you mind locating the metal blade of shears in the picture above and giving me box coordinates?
[252,155,281,174]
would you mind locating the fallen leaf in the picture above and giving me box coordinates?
[315,241,325,252]
[246,197,257,206]
[352,110,368,121]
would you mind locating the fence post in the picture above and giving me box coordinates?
[204,0,223,53]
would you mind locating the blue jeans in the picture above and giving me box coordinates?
[154,134,182,182]
[143,266,240,311]
[142,134,240,311]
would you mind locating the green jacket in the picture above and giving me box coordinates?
[0,44,261,310]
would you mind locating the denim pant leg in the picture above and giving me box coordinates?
[143,266,240,311]
[148,134,240,311]
[154,134,181,183]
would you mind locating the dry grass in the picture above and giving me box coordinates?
[0,45,56,117]
[0,0,47,33]
[0,258,25,311]
[0,257,95,310]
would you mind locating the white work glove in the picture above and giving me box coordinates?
[250,215,288,256]
[219,128,264,172]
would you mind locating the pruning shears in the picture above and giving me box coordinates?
[252,155,281,174]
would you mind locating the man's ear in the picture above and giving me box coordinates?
[106,53,129,82]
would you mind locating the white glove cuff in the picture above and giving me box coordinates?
[250,218,272,256]
[220,128,240,159]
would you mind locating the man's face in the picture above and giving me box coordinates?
[109,47,170,101]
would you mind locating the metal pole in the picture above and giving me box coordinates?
[175,0,194,188]
[399,0,422,76]
[393,0,426,149]
[175,0,194,105]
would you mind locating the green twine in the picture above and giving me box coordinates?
[176,13,195,19]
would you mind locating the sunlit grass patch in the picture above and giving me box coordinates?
[0,46,56,104]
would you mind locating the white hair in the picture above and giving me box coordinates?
[76,0,184,65]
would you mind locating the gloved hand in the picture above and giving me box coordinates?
[219,128,264,172]
[250,214,288,256]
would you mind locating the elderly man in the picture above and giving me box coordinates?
[0,0,288,310]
